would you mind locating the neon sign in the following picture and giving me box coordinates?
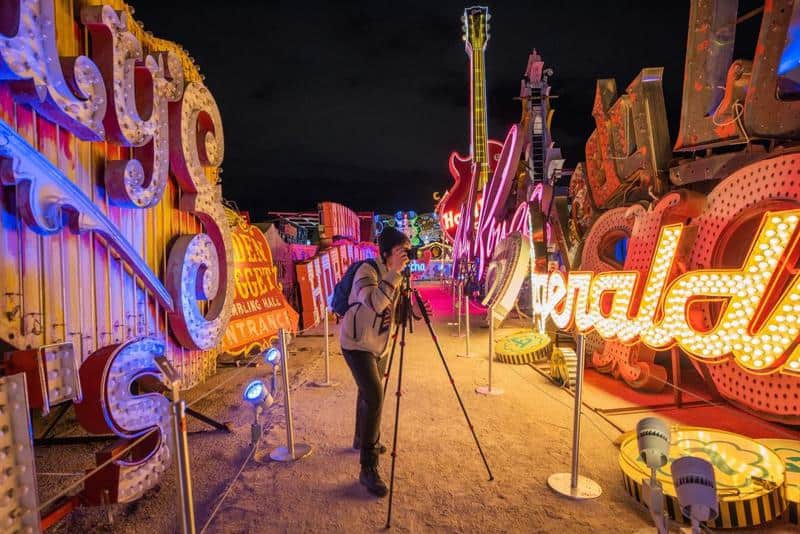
[408,261,426,273]
[531,209,800,376]
[460,124,538,279]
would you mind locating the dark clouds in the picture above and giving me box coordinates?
[131,1,763,217]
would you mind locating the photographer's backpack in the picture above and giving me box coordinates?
[330,259,379,317]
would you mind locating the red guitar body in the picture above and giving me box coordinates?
[438,139,503,242]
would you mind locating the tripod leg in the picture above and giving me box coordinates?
[412,288,494,481]
[383,326,399,399]
[385,303,409,528]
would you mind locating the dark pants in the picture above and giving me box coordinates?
[342,348,388,468]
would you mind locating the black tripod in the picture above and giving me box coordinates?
[383,270,493,528]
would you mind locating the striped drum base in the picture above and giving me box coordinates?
[619,426,788,529]
[758,438,800,525]
[494,330,552,365]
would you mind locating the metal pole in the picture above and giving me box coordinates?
[270,328,312,462]
[458,291,471,358]
[458,281,463,337]
[527,205,539,333]
[311,306,338,387]
[570,334,585,488]
[447,274,459,327]
[476,308,503,395]
[547,334,602,499]
[172,400,196,534]
[324,307,330,381]
[489,312,493,388]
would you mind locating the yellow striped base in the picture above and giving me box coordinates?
[758,438,800,525]
[494,330,552,365]
[619,426,788,529]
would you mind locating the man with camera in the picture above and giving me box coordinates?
[339,227,424,497]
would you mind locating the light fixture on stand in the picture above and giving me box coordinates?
[243,379,274,447]
[264,345,281,399]
[671,456,718,534]
[634,417,670,534]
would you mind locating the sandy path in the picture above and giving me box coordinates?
[200,284,651,533]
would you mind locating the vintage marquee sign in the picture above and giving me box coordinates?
[222,216,298,354]
[531,208,800,377]
[0,0,234,507]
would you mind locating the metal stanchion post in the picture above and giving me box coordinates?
[476,308,503,395]
[447,277,459,328]
[547,334,602,499]
[457,291,471,358]
[457,281,463,337]
[311,306,338,387]
[154,356,197,534]
[451,281,463,336]
[172,400,197,534]
[270,328,313,462]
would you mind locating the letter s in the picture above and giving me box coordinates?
[74,337,171,503]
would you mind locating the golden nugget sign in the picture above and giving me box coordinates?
[223,219,298,354]
[532,209,800,376]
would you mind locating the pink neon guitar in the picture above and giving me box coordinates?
[436,6,502,244]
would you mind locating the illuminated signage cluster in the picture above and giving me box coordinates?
[530,210,800,376]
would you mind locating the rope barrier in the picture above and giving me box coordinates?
[644,372,800,441]
[38,430,156,511]
[199,444,257,534]
[187,352,264,409]
[37,323,311,515]
[507,365,620,446]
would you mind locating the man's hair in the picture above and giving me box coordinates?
[378,227,410,261]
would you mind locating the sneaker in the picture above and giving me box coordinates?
[352,437,387,454]
[359,466,388,497]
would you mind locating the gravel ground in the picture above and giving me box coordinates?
[35,283,797,533]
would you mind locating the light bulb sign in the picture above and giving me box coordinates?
[530,209,800,376]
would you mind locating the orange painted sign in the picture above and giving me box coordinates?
[223,220,298,355]
[295,242,378,328]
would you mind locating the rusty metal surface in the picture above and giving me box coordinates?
[673,0,750,152]
[584,68,671,209]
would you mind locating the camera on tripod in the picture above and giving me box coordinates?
[405,246,420,261]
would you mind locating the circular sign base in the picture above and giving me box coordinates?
[495,330,552,365]
[475,385,504,396]
[547,473,602,500]
[270,443,312,462]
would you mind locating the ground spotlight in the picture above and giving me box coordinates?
[243,379,268,405]
[243,379,274,447]
[671,456,718,534]
[264,347,281,364]
[635,417,670,534]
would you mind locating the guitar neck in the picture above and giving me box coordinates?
[529,86,545,183]
[469,47,490,189]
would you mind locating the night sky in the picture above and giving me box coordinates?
[132,1,763,218]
